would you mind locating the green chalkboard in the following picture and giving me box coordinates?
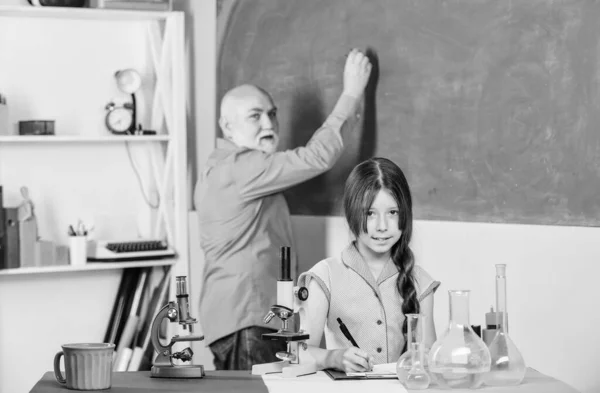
[218,0,600,226]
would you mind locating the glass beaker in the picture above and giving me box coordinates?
[396,314,429,385]
[484,264,526,386]
[406,342,431,389]
[428,290,491,389]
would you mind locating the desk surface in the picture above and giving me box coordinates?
[30,368,579,393]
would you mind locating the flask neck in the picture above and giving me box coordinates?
[449,290,471,326]
[495,264,508,333]
[410,342,425,365]
[405,314,423,345]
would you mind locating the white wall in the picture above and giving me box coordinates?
[0,271,122,393]
[292,216,599,393]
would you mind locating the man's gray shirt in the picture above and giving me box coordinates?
[194,94,359,345]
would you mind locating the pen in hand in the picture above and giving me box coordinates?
[337,317,359,348]
[337,317,374,371]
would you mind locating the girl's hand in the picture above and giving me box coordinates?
[335,347,374,373]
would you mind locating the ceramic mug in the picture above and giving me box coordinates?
[54,343,115,390]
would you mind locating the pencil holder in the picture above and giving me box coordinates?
[69,236,88,266]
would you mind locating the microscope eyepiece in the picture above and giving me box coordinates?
[279,246,292,282]
[176,276,188,296]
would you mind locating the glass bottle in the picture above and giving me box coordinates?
[484,264,526,386]
[406,342,431,389]
[428,290,491,389]
[396,314,428,384]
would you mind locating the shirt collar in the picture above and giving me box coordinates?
[341,242,399,293]
[216,137,238,150]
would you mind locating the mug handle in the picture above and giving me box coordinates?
[53,351,66,385]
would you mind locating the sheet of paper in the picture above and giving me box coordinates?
[346,362,397,378]
[262,371,407,393]
[373,362,397,374]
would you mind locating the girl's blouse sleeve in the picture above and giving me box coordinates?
[414,265,441,302]
[297,259,333,304]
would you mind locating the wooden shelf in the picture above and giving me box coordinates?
[0,5,175,21]
[0,258,175,276]
[0,135,170,143]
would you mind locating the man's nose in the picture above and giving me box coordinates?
[261,114,274,129]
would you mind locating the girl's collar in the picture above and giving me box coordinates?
[342,242,400,289]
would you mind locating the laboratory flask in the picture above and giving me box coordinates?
[428,290,491,389]
[406,342,431,389]
[396,314,429,385]
[484,264,526,386]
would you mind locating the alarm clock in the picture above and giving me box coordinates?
[105,69,143,135]
[105,102,134,134]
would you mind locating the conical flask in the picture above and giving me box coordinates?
[484,264,526,386]
[396,314,429,385]
[428,290,491,389]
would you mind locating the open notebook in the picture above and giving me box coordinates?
[325,362,397,380]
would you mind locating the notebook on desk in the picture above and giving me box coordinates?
[87,239,176,262]
[324,363,397,380]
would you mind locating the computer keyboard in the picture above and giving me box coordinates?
[88,239,176,262]
[106,240,168,253]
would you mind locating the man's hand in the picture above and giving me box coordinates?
[335,347,374,373]
[342,48,372,99]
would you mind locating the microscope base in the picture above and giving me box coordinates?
[151,364,205,379]
[251,360,317,378]
[281,363,318,378]
[252,360,289,375]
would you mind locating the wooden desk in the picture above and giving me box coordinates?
[30,368,579,393]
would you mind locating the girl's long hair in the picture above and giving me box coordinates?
[343,157,419,347]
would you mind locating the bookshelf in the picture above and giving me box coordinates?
[0,5,188,277]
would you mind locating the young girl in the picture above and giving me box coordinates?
[298,157,440,373]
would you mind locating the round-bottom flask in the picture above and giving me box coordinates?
[428,290,491,389]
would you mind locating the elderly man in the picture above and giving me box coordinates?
[194,49,372,370]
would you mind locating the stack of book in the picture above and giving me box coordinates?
[0,186,69,270]
[104,265,171,371]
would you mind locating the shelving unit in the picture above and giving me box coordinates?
[0,6,188,277]
[0,5,197,393]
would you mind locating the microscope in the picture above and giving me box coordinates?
[150,276,206,378]
[251,246,318,378]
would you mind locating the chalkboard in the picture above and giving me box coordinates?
[218,0,600,226]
